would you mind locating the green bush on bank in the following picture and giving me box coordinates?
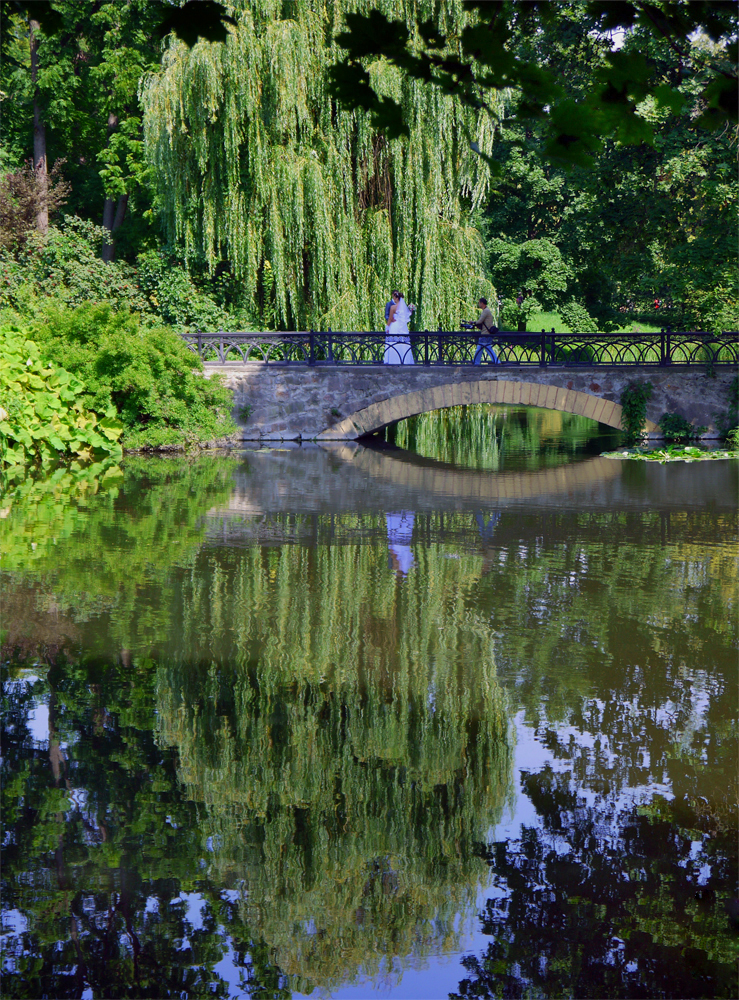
[0,331,124,469]
[0,217,151,318]
[0,216,256,333]
[18,303,237,450]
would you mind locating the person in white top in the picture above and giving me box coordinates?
[384,290,415,364]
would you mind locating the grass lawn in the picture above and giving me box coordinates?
[528,311,663,334]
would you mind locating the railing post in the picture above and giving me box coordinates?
[665,327,671,366]
[197,330,202,359]
[539,329,547,368]
[327,328,334,364]
[424,330,429,366]
[438,327,443,365]
[219,329,225,363]
[309,330,315,366]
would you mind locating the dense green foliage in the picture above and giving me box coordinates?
[0,217,148,315]
[0,216,243,334]
[1,1,735,340]
[0,329,123,468]
[620,379,654,441]
[3,305,236,450]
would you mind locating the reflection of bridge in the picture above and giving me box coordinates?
[205,444,737,546]
[205,365,736,441]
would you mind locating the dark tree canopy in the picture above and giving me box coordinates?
[329,1,738,167]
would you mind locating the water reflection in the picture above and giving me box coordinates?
[474,511,501,543]
[386,511,415,575]
[1,429,737,998]
[382,404,620,471]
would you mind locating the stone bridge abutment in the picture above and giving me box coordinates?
[204,365,735,441]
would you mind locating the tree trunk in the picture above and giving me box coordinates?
[29,19,48,235]
[102,193,129,263]
[101,112,119,262]
[112,193,128,232]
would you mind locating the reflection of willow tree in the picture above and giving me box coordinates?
[384,405,614,471]
[156,542,513,992]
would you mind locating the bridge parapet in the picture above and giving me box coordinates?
[185,329,738,368]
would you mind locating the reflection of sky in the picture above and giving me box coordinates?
[4,676,53,747]
[28,702,49,745]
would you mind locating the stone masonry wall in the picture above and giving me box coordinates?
[204,364,736,441]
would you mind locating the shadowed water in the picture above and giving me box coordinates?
[1,407,737,999]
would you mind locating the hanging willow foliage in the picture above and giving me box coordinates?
[141,0,500,331]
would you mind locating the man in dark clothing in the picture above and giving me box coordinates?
[473,297,500,365]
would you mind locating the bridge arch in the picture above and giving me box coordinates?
[318,379,653,440]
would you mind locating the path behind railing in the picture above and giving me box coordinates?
[182,329,739,368]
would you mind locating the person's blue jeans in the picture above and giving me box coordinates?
[474,339,499,365]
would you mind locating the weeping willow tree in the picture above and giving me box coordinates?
[155,539,512,992]
[141,0,499,331]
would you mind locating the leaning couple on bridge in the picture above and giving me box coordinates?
[383,293,501,366]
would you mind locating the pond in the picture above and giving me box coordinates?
[1,406,737,999]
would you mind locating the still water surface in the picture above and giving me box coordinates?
[1,407,737,999]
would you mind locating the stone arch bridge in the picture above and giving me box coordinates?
[206,365,735,441]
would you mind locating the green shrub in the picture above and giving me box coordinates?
[620,380,654,442]
[658,412,704,441]
[0,216,152,318]
[559,300,598,334]
[0,330,123,469]
[21,303,237,449]
[0,215,254,334]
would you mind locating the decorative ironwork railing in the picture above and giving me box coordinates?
[181,329,739,368]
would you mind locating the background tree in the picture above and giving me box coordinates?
[483,17,738,332]
[329,1,738,163]
[0,0,234,256]
[330,0,738,332]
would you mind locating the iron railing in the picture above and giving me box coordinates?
[181,329,739,368]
